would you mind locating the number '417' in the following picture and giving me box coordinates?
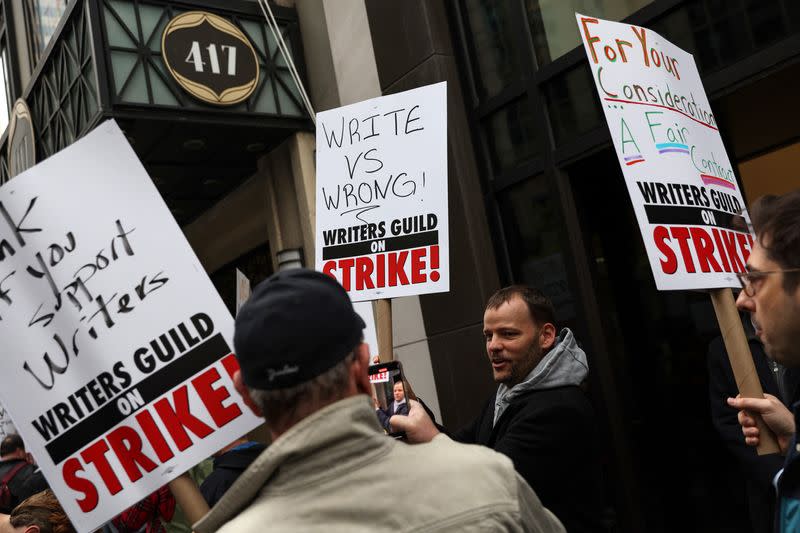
[185,42,237,75]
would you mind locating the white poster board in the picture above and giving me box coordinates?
[576,14,751,291]
[0,121,261,532]
[315,82,449,301]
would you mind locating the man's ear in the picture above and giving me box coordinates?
[539,323,557,351]
[351,343,372,395]
[233,370,263,417]
[24,526,40,533]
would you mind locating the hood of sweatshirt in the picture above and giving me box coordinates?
[493,328,589,426]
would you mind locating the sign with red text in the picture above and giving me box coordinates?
[0,121,261,532]
[369,371,389,384]
[315,82,449,301]
[576,14,751,290]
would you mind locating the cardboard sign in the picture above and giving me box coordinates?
[315,82,449,301]
[0,121,261,532]
[576,14,751,291]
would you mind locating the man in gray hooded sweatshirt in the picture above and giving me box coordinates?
[394,285,604,533]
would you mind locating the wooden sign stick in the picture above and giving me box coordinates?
[376,299,393,363]
[710,288,780,455]
[374,298,420,401]
[169,473,210,526]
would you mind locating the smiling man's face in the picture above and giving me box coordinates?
[483,296,545,387]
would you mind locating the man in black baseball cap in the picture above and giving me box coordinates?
[194,268,564,533]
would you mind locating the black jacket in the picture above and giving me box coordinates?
[200,443,266,507]
[707,336,800,533]
[376,401,409,432]
[0,459,48,513]
[454,385,604,533]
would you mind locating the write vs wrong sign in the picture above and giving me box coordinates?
[576,14,752,291]
[315,82,449,301]
[0,120,261,532]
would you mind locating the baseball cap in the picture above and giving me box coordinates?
[233,268,366,390]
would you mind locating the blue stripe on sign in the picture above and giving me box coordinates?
[655,142,688,149]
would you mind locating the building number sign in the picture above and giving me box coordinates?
[162,12,260,106]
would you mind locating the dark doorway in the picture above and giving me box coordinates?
[568,147,751,533]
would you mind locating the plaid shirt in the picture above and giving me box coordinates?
[112,485,175,533]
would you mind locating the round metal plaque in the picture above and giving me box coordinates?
[162,11,260,106]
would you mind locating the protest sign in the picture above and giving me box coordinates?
[576,14,751,291]
[0,120,262,531]
[576,15,779,454]
[315,82,449,302]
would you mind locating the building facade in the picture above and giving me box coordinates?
[1,0,799,531]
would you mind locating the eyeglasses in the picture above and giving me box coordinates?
[736,268,800,296]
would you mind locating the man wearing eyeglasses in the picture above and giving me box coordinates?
[726,190,800,532]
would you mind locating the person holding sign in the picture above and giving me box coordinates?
[726,191,800,531]
[392,286,604,533]
[193,269,564,533]
[707,316,800,533]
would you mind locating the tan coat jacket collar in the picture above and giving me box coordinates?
[195,395,390,533]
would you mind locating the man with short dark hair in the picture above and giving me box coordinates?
[725,190,800,531]
[394,285,604,533]
[0,489,75,533]
[193,269,564,533]
[0,434,47,514]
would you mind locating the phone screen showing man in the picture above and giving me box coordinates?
[368,361,412,438]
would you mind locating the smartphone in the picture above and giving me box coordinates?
[368,360,414,438]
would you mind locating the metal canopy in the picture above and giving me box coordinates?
[1,0,312,225]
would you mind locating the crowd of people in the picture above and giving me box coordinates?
[3,189,800,532]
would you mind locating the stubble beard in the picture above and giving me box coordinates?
[503,342,543,387]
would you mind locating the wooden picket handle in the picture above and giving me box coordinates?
[169,473,210,527]
[376,299,393,363]
[710,288,780,455]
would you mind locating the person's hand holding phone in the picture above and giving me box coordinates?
[389,399,439,443]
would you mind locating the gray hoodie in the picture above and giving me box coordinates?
[493,328,589,426]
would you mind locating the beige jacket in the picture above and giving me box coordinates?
[194,395,564,533]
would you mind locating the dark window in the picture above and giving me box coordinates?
[482,96,542,173]
[525,0,653,66]
[496,175,577,325]
[544,63,603,146]
[652,0,800,74]
[462,0,526,99]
